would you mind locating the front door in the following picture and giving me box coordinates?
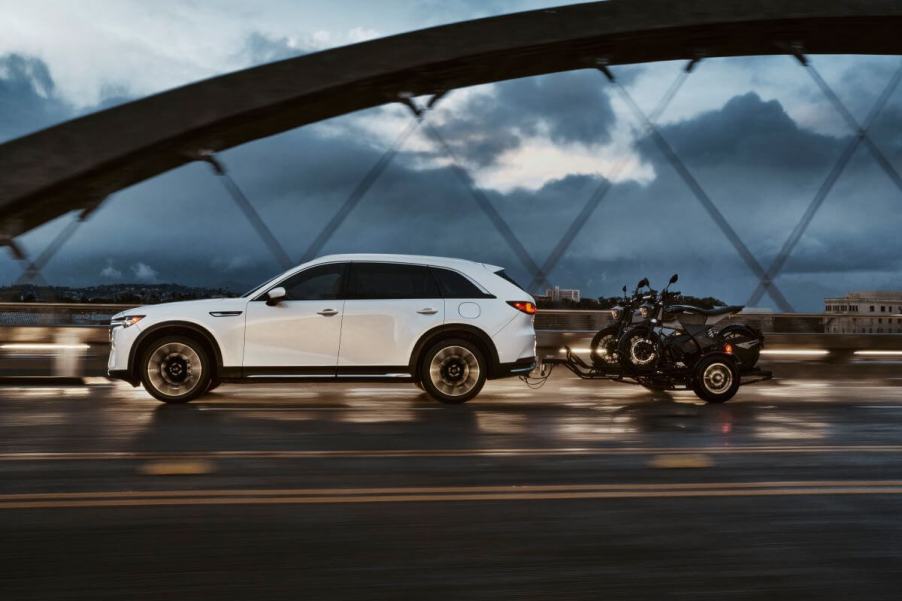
[339,262,444,371]
[243,262,347,374]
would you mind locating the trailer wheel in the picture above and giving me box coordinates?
[692,356,740,403]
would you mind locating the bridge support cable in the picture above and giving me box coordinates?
[748,57,902,306]
[526,59,698,292]
[11,203,102,287]
[199,152,294,271]
[600,64,795,312]
[398,95,548,289]
[300,93,446,263]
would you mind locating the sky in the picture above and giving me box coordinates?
[1,0,902,310]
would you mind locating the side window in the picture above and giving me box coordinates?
[348,263,439,299]
[431,267,492,298]
[276,263,346,301]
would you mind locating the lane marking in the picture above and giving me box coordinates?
[648,454,713,469]
[11,480,902,499]
[5,445,902,462]
[197,407,445,411]
[138,460,216,476]
[4,481,902,509]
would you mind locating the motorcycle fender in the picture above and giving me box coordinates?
[698,351,738,368]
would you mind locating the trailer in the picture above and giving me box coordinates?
[533,345,772,403]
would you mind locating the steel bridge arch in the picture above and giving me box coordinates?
[3,0,902,235]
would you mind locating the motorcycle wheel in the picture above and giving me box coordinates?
[618,326,659,373]
[718,324,761,368]
[590,326,620,369]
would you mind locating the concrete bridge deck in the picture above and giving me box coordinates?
[3,374,902,600]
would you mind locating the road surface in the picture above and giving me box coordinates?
[2,375,902,600]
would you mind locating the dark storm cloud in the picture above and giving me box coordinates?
[4,51,902,310]
[657,92,839,170]
[0,54,72,141]
[430,69,617,167]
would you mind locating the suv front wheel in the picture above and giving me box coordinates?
[419,339,486,404]
[140,335,212,403]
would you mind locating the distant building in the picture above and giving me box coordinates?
[823,291,902,333]
[540,286,581,303]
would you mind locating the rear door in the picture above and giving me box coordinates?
[338,262,444,370]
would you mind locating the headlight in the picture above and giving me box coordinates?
[611,308,622,320]
[111,315,145,328]
[639,307,650,318]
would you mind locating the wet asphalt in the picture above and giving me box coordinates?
[2,373,902,600]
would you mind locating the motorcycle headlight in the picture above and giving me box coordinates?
[611,308,622,320]
[639,306,650,318]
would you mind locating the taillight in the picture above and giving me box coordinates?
[508,301,537,315]
[723,343,734,354]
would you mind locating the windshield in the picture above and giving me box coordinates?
[241,268,291,298]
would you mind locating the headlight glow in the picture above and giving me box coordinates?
[112,315,145,328]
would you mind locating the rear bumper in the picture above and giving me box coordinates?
[491,357,536,379]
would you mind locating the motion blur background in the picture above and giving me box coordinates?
[3,0,902,309]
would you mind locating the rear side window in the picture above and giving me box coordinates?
[348,263,440,299]
[494,269,528,293]
[431,268,493,299]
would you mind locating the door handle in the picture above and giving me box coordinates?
[417,308,438,315]
[317,308,339,316]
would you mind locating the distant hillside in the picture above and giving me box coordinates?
[0,283,238,304]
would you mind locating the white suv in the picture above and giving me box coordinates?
[108,254,537,404]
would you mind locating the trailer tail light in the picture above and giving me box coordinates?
[508,301,537,315]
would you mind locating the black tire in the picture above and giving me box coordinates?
[590,325,620,369]
[139,335,212,404]
[418,338,487,404]
[691,355,740,403]
[617,326,658,373]
[207,377,222,392]
[717,324,761,368]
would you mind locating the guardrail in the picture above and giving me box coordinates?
[0,304,897,379]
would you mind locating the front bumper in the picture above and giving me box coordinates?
[107,369,139,386]
[107,322,143,383]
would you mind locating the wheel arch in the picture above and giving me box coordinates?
[409,324,501,380]
[695,351,739,373]
[128,321,224,382]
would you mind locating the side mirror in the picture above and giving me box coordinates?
[669,273,679,284]
[638,278,649,288]
[265,287,287,306]
[622,285,627,294]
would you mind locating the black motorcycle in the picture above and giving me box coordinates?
[589,277,652,369]
[616,274,764,400]
[547,274,769,403]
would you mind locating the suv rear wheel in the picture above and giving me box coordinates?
[140,335,212,403]
[419,338,486,404]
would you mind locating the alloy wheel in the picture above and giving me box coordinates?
[146,342,203,397]
[429,345,480,397]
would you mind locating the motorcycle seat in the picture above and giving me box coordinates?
[666,304,744,316]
